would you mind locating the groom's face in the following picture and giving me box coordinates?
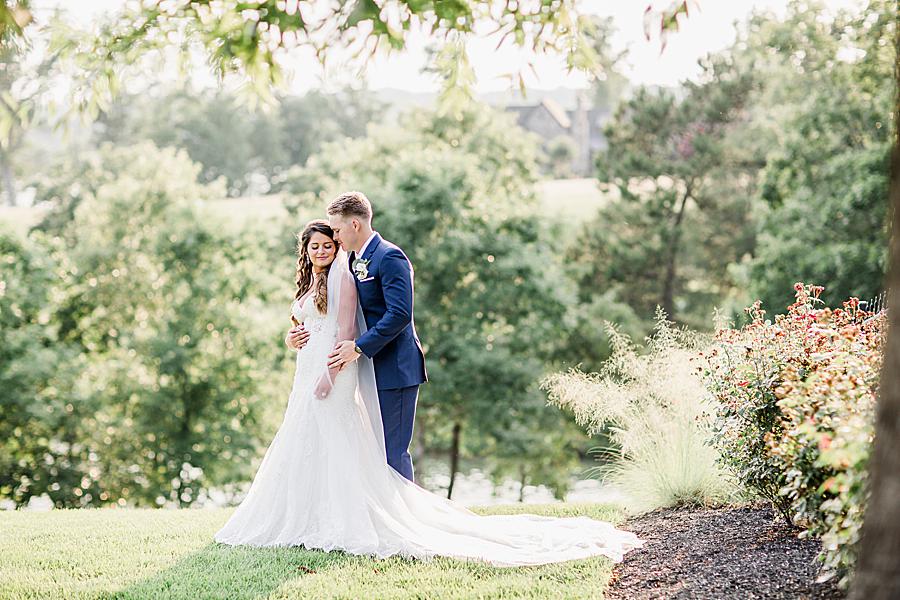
[329,214,361,252]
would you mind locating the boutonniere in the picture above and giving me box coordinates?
[352,258,371,281]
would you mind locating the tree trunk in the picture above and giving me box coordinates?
[518,464,527,503]
[447,421,461,500]
[662,188,691,318]
[0,149,15,207]
[849,27,900,599]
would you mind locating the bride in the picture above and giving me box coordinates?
[213,220,645,566]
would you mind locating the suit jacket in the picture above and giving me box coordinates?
[350,233,428,390]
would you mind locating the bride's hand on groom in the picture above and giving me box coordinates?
[285,325,310,350]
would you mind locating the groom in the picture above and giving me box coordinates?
[326,191,427,482]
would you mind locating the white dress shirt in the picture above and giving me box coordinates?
[358,231,378,258]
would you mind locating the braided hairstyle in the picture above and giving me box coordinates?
[291,219,336,326]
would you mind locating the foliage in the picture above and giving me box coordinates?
[556,290,646,376]
[543,135,577,179]
[544,310,741,515]
[642,0,698,53]
[0,227,90,507]
[774,298,884,588]
[575,0,893,332]
[479,414,586,502]
[1,143,288,508]
[585,15,629,111]
[96,91,260,196]
[17,99,591,504]
[580,46,759,326]
[94,88,383,196]
[699,300,795,521]
[748,0,894,312]
[48,0,606,115]
[0,1,53,206]
[0,1,30,40]
[701,283,885,588]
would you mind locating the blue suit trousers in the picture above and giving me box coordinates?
[378,385,418,482]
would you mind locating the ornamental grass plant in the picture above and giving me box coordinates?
[543,310,741,515]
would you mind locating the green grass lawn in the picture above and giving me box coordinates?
[535,178,613,221]
[0,502,626,600]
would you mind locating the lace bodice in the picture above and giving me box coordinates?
[293,294,331,336]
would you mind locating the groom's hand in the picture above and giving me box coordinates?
[328,340,360,369]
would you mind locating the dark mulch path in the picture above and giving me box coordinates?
[606,501,845,600]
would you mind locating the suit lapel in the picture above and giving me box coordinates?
[350,234,380,290]
[360,232,382,263]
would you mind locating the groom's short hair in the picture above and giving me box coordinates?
[327,191,372,222]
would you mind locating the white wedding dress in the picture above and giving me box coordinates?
[213,251,644,566]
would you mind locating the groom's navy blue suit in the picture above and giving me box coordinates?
[350,233,427,482]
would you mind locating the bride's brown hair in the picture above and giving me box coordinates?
[292,220,336,326]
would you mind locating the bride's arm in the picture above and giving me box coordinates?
[314,269,358,399]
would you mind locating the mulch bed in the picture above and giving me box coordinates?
[606,501,845,599]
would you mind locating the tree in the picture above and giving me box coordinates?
[2,142,290,507]
[94,87,384,196]
[268,89,385,172]
[544,135,577,178]
[383,148,574,499]
[850,3,900,597]
[0,1,29,39]
[585,15,628,111]
[0,227,93,506]
[95,90,260,196]
[747,1,894,312]
[0,1,51,206]
[577,51,758,326]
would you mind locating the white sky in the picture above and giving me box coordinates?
[32,0,865,94]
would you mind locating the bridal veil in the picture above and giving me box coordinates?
[327,249,387,460]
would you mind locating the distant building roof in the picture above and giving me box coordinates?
[506,98,572,130]
[503,98,612,175]
[539,98,571,129]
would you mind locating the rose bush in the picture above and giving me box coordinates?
[700,283,885,588]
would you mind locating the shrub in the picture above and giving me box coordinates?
[701,283,884,588]
[699,299,795,521]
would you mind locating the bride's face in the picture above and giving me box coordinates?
[307,232,337,270]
